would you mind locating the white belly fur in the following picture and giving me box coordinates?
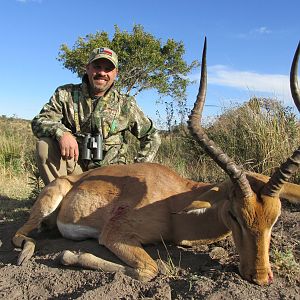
[57,220,99,240]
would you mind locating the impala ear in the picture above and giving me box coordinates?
[175,201,211,215]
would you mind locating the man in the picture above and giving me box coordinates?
[32,47,161,185]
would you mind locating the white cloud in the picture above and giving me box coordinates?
[16,0,42,3]
[235,26,272,39]
[252,26,272,35]
[191,65,293,103]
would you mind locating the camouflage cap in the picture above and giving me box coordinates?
[88,47,118,68]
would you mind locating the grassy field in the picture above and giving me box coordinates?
[0,116,36,199]
[1,97,300,198]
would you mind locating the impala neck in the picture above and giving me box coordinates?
[171,180,233,246]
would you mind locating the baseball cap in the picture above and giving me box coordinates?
[88,47,118,68]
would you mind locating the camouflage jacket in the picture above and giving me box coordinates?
[32,76,161,167]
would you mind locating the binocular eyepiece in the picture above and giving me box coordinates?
[81,133,103,161]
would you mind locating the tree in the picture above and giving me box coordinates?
[57,25,198,103]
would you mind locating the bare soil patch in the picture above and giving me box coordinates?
[0,198,299,300]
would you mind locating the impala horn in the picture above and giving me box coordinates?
[188,37,253,198]
[262,42,300,197]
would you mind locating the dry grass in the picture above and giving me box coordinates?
[0,116,36,199]
[207,98,299,174]
[0,173,32,199]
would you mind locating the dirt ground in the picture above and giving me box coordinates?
[0,197,299,300]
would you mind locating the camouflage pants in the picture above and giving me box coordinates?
[35,137,85,185]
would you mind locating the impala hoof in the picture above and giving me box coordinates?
[59,250,79,266]
[17,240,35,265]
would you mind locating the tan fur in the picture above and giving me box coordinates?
[12,163,299,284]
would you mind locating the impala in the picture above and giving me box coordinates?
[12,39,300,285]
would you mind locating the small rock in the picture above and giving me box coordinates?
[209,247,228,260]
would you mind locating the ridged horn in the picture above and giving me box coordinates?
[262,42,300,197]
[188,38,253,198]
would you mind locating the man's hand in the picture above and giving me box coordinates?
[58,132,79,161]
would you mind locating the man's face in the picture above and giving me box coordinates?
[86,58,118,97]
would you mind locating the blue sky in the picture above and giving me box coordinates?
[0,0,299,127]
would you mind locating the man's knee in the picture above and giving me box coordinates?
[36,138,60,164]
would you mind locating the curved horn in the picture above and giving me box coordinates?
[188,38,253,198]
[291,42,300,111]
[262,42,300,197]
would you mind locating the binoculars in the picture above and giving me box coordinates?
[81,133,103,161]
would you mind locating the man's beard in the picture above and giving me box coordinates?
[91,77,112,95]
[93,82,110,93]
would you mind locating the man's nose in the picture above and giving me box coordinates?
[96,68,106,74]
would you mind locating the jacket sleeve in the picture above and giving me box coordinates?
[127,97,161,162]
[31,88,73,140]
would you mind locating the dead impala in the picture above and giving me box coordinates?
[13,39,300,285]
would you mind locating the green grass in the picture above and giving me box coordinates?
[272,248,300,283]
[157,237,182,280]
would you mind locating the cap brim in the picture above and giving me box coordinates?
[89,54,118,68]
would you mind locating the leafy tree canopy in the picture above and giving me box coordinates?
[57,25,199,102]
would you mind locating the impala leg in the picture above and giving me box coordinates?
[12,177,72,265]
[59,236,158,282]
[101,220,158,281]
[59,249,137,279]
[104,237,159,282]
